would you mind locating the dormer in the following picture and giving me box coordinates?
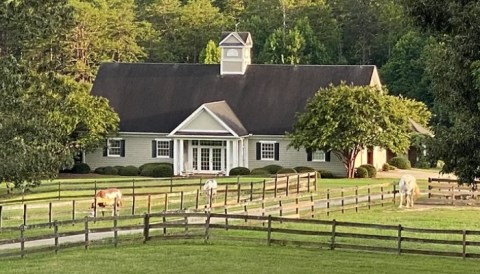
[219,32,252,75]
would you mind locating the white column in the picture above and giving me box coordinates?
[173,139,179,175]
[179,139,184,175]
[232,139,239,168]
[226,140,231,174]
[243,139,249,168]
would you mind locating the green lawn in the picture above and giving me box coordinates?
[0,240,478,274]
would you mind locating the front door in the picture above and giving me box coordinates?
[191,140,225,173]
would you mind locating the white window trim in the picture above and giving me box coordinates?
[155,138,171,158]
[260,141,276,161]
[107,138,123,157]
[312,150,326,162]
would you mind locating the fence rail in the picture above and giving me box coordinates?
[427,178,479,205]
[2,211,480,260]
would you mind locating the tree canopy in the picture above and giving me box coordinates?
[402,0,480,183]
[288,83,429,178]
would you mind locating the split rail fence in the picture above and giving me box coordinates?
[427,178,480,205]
[2,212,480,260]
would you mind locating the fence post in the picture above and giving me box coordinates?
[330,219,336,250]
[48,202,52,226]
[147,195,152,214]
[462,230,467,259]
[341,187,344,214]
[54,220,59,254]
[195,190,199,210]
[381,186,384,207]
[224,208,229,231]
[20,224,25,258]
[244,205,248,223]
[295,198,299,216]
[274,176,278,198]
[267,215,272,246]
[132,179,136,215]
[204,212,211,244]
[113,214,118,248]
[314,172,318,192]
[143,213,150,243]
[307,173,311,192]
[0,205,3,229]
[397,224,402,254]
[58,180,61,200]
[72,200,76,222]
[296,174,300,194]
[355,186,358,213]
[326,189,330,216]
[84,216,89,250]
[393,184,396,205]
[180,191,184,210]
[250,182,254,201]
[237,183,241,203]
[23,203,27,226]
[224,185,228,206]
[170,177,173,192]
[279,200,283,220]
[164,193,169,212]
[310,194,315,218]
[428,178,432,199]
[262,180,266,200]
[286,176,290,196]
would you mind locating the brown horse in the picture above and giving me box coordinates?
[90,188,123,216]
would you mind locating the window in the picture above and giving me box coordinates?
[107,138,123,157]
[312,150,326,162]
[152,139,172,158]
[256,141,279,161]
[156,140,170,157]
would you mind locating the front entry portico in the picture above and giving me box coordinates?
[172,139,246,176]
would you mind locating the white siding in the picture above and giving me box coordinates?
[247,137,347,177]
[85,135,172,169]
[182,110,226,131]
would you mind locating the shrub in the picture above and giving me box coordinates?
[293,166,316,173]
[103,166,119,175]
[388,157,411,169]
[141,165,173,178]
[262,164,283,174]
[355,167,368,178]
[415,160,430,169]
[119,165,139,176]
[115,166,125,174]
[276,168,297,174]
[139,162,173,172]
[359,164,377,178]
[94,167,105,174]
[318,169,334,178]
[382,163,390,172]
[250,168,270,176]
[229,167,250,176]
[70,163,91,174]
[389,165,396,170]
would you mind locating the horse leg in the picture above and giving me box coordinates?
[406,194,412,208]
[399,193,404,208]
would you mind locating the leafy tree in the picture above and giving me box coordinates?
[381,31,434,106]
[200,40,221,64]
[288,83,422,178]
[0,57,119,188]
[402,0,480,183]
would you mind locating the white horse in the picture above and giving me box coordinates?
[90,188,123,217]
[398,174,420,208]
[203,179,218,207]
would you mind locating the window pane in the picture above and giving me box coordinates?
[261,143,275,160]
[312,151,325,161]
[157,141,170,157]
[108,139,121,156]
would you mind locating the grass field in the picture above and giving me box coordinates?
[0,240,478,274]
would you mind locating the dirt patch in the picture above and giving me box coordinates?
[376,168,456,180]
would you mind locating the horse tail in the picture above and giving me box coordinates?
[414,184,421,200]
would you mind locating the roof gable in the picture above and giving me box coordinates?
[219,32,252,47]
[169,101,247,137]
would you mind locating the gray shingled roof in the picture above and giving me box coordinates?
[203,101,248,136]
[91,63,376,135]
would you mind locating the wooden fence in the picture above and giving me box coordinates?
[2,211,480,260]
[0,172,318,205]
[427,178,479,205]
[0,180,391,230]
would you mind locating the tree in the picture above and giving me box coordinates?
[381,31,434,106]
[200,40,221,64]
[402,0,480,183]
[288,83,419,178]
[0,56,119,188]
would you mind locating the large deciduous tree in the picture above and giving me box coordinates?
[402,0,480,183]
[288,84,422,178]
[0,57,119,188]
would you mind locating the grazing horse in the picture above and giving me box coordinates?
[90,188,123,217]
[203,179,218,207]
[398,174,421,208]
